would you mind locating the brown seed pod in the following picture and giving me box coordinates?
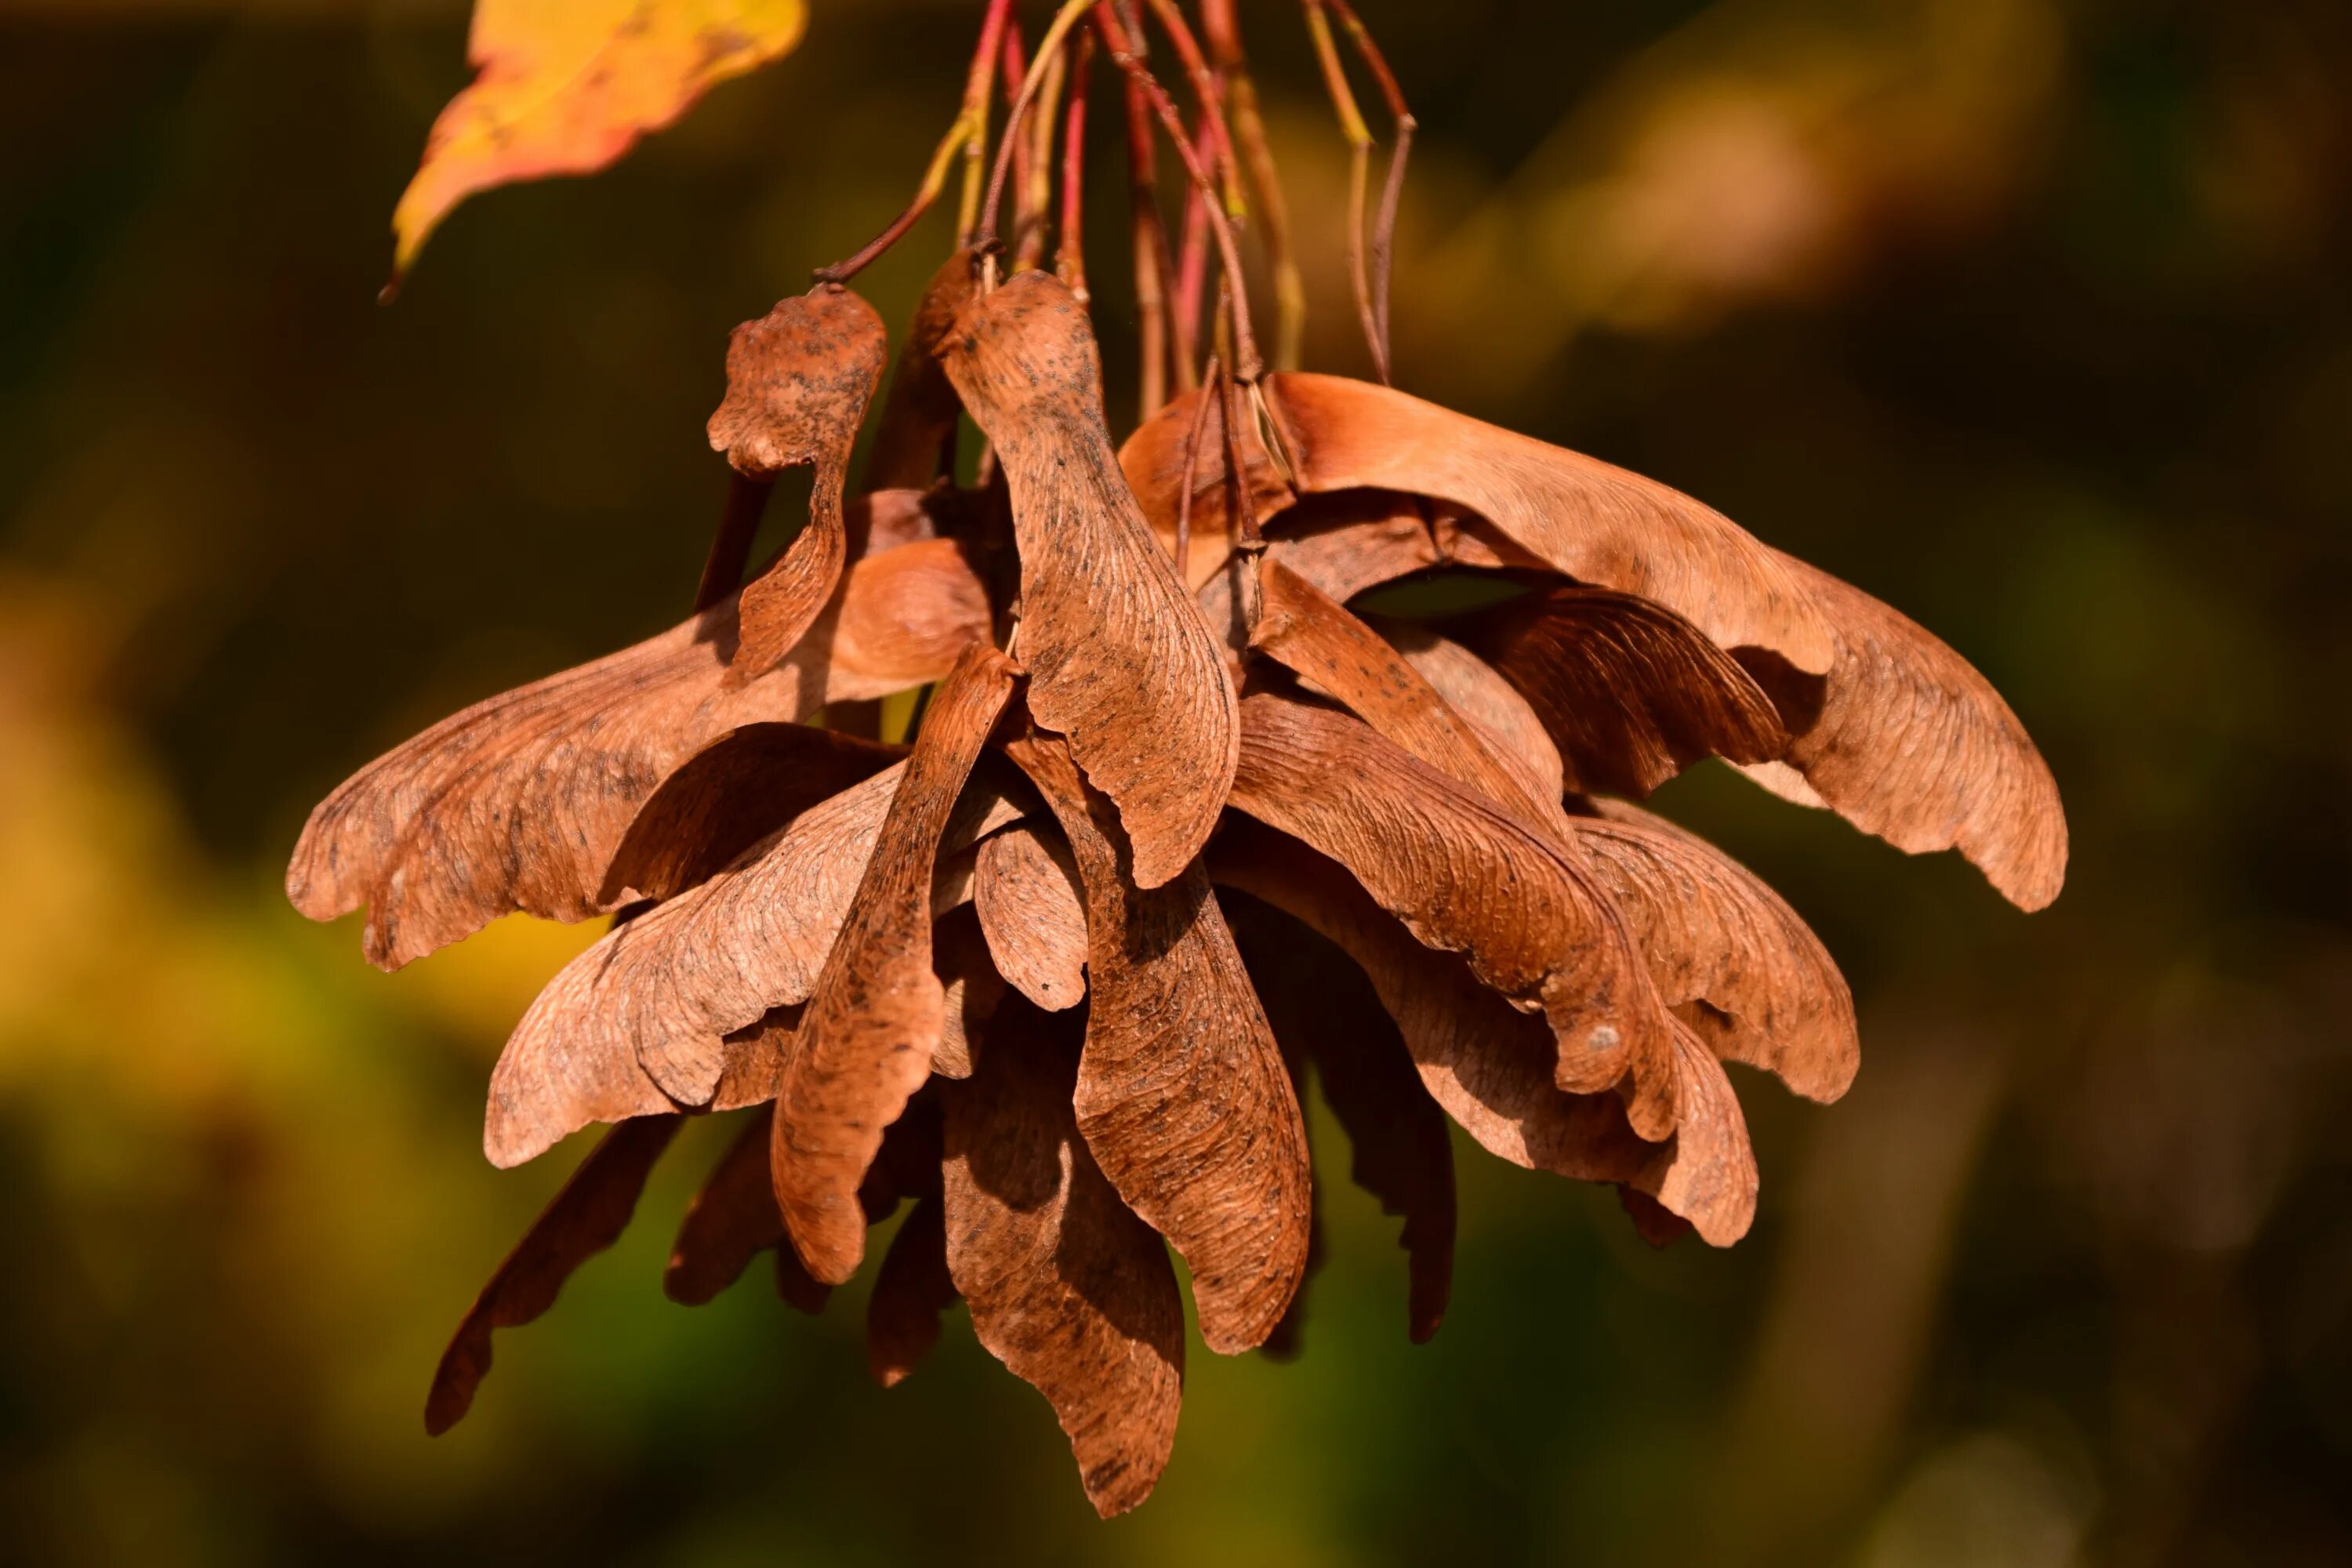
[1229,692,1682,1138]
[426,1115,682,1436]
[1257,372,1838,673]
[299,9,2076,1508]
[1365,619,1566,808]
[1228,891,1455,1343]
[1573,799,1858,1104]
[710,286,890,682]
[1207,820,1755,1245]
[770,645,1019,1284]
[485,757,1026,1168]
[1734,551,2068,910]
[1004,726,1312,1354]
[940,271,1239,889]
[665,1109,793,1308]
[1250,557,1554,822]
[941,996,1185,1519]
[286,525,986,971]
[973,820,1089,1012]
[1467,584,1791,797]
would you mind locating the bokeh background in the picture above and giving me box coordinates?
[3,0,2348,1563]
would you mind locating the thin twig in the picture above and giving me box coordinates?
[1014,39,1069,271]
[1057,31,1094,300]
[1140,0,1240,201]
[1323,0,1414,374]
[978,0,1098,270]
[811,136,960,283]
[1096,3,1262,383]
[813,0,1011,282]
[956,0,1016,241]
[1127,78,1171,412]
[1302,0,1383,382]
[1141,0,1249,389]
[1173,353,1219,578]
[1218,361,1265,637]
[1112,5,1181,412]
[1372,115,1414,357]
[1174,114,1218,362]
[1203,0,1305,372]
[1326,0,1410,118]
[1000,16,1030,247]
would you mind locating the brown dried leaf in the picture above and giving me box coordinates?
[600,724,902,906]
[1367,618,1566,808]
[1261,372,1836,673]
[288,533,987,971]
[1738,553,2067,910]
[713,1007,801,1112]
[1229,694,1680,1138]
[1252,560,1551,822]
[1468,585,1788,797]
[1655,1018,1760,1242]
[868,1192,958,1388]
[974,822,1088,1012]
[1227,892,1454,1342]
[1207,822,1754,1244]
[938,272,1237,888]
[1575,799,1857,1102]
[1004,728,1312,1354]
[488,768,895,1166]
[1117,380,1296,590]
[286,601,803,971]
[426,1114,681,1435]
[941,996,1185,1518]
[1248,596,1827,1113]
[1196,492,1444,656]
[777,536,994,709]
[771,647,1019,1285]
[710,288,889,682]
[487,763,1025,1167]
[667,1096,953,1317]
[665,1108,799,1308]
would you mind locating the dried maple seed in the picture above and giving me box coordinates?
[938,270,1240,890]
[310,2,2067,1516]
[771,644,1019,1284]
[1004,725,1312,1355]
[711,287,891,683]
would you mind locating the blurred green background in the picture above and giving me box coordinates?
[2,0,2348,1563]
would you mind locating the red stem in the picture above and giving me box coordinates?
[1095,3,1260,382]
[1058,32,1094,299]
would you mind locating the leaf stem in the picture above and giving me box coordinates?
[1113,5,1181,413]
[1057,31,1095,302]
[1203,0,1304,372]
[956,0,1017,241]
[976,0,1098,275]
[812,0,1012,283]
[1095,3,1261,384]
[1305,0,1413,380]
[1173,353,1219,577]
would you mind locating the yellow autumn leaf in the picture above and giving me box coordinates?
[390,0,810,285]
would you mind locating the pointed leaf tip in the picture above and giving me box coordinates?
[391,0,810,276]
